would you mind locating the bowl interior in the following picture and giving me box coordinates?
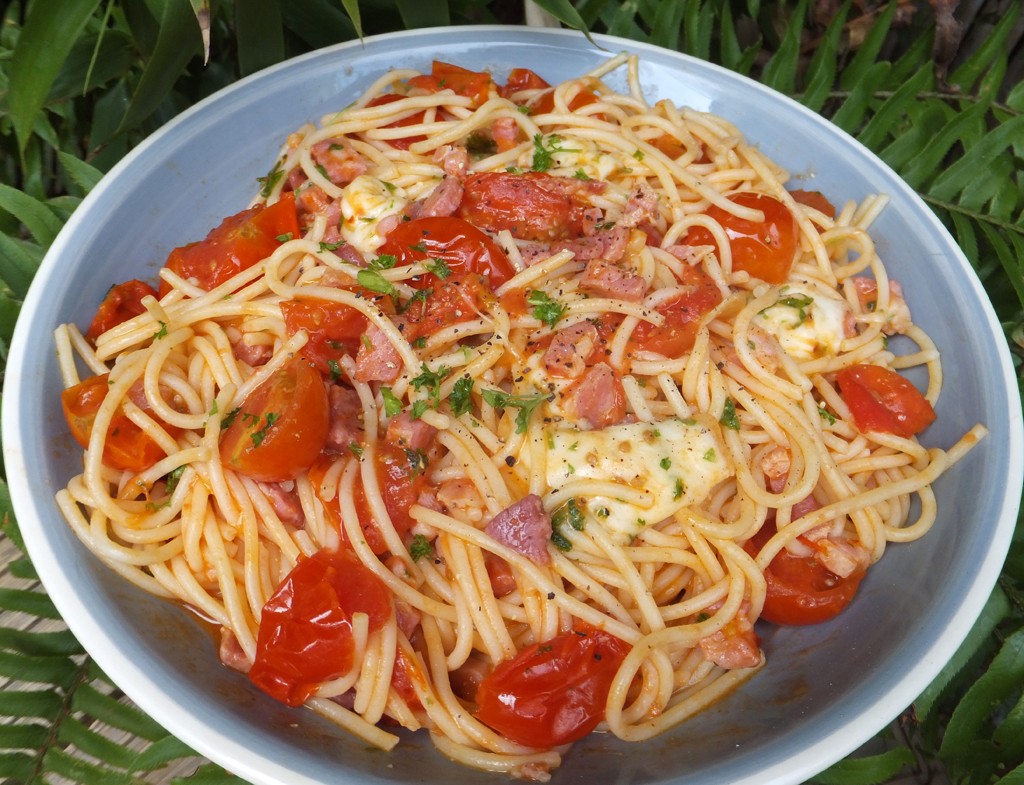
[5,26,1020,785]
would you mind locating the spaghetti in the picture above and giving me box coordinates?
[55,54,985,780]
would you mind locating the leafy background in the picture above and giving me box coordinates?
[0,0,1022,783]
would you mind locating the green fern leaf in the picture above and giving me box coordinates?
[647,0,684,52]
[72,684,167,741]
[235,0,285,77]
[0,627,82,657]
[42,746,143,785]
[799,2,847,112]
[0,689,64,721]
[928,114,1024,203]
[809,747,915,785]
[0,723,51,751]
[58,717,140,770]
[760,0,805,95]
[0,752,35,782]
[898,99,989,190]
[948,6,1020,93]
[130,736,198,771]
[830,61,891,134]
[837,0,897,91]
[717,1,760,76]
[681,0,716,62]
[0,588,62,620]
[0,650,80,688]
[171,762,249,784]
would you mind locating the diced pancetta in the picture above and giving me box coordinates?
[257,481,305,526]
[484,494,552,565]
[405,176,464,220]
[851,276,912,335]
[395,600,422,639]
[354,324,402,383]
[437,478,486,524]
[490,117,521,152]
[619,181,660,228]
[219,628,251,673]
[433,144,469,176]
[325,384,363,453]
[386,411,437,451]
[761,445,790,493]
[568,362,627,428]
[698,614,761,670]
[579,258,647,302]
[311,139,370,185]
[517,226,630,267]
[543,321,598,379]
[814,536,871,579]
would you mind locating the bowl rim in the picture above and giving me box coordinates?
[4,23,1022,785]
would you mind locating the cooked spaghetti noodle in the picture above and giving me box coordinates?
[55,54,985,779]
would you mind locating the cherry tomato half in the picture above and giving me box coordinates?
[407,61,494,109]
[682,192,798,284]
[476,627,631,748]
[61,375,175,473]
[499,67,550,99]
[459,172,591,243]
[836,363,936,438]
[219,358,329,482]
[86,280,158,343]
[281,297,368,375]
[402,273,499,343]
[378,216,516,288]
[159,194,299,297]
[789,189,836,219]
[350,440,432,554]
[628,264,722,357]
[745,521,865,626]
[248,548,392,706]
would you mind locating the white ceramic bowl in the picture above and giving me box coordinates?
[5,26,1021,785]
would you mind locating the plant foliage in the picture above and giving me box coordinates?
[0,1,1021,784]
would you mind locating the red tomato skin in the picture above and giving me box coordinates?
[280,298,368,375]
[475,628,631,748]
[407,61,494,108]
[458,172,584,242]
[61,375,173,473]
[378,216,516,288]
[836,364,936,438]
[402,273,498,342]
[159,194,299,297]
[744,522,864,626]
[789,189,836,219]
[683,192,798,284]
[499,68,550,99]
[628,264,722,357]
[86,280,158,343]
[365,94,427,150]
[219,358,330,482]
[249,548,392,707]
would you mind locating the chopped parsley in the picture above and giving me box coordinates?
[449,376,474,417]
[275,232,293,242]
[257,164,284,198]
[673,478,685,500]
[659,457,672,470]
[357,269,396,296]
[221,407,241,429]
[703,448,716,462]
[349,442,364,458]
[527,290,566,328]
[425,258,452,279]
[411,336,427,349]
[209,400,219,416]
[481,389,551,434]
[327,358,342,382]
[818,405,837,425]
[411,363,452,416]
[153,321,168,340]
[314,163,330,180]
[319,240,343,252]
[719,398,741,431]
[775,293,814,324]
[381,387,402,417]
[368,253,398,271]
[405,448,429,476]
[633,148,645,161]
[164,466,186,495]
[552,498,585,532]
[250,412,279,447]
[409,534,433,561]
[573,168,591,180]
[531,133,574,172]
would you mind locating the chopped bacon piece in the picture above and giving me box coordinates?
[437,478,485,524]
[449,653,490,703]
[231,335,272,367]
[406,176,464,220]
[491,116,521,152]
[386,411,437,451]
[219,628,251,673]
[325,384,363,453]
[851,277,912,335]
[791,493,821,520]
[814,537,871,579]
[333,242,365,267]
[543,321,598,379]
[433,144,469,177]
[620,181,660,228]
[517,226,630,267]
[257,481,305,526]
[311,140,369,185]
[354,324,402,383]
[568,362,627,429]
[698,614,761,669]
[395,600,422,639]
[761,445,790,493]
[484,494,552,565]
[580,259,647,302]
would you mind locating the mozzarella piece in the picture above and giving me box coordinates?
[545,417,731,542]
[754,282,850,359]
[521,136,622,182]
[339,175,409,256]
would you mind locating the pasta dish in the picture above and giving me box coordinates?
[54,54,985,780]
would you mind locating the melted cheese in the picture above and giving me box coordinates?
[339,175,409,256]
[545,417,731,542]
[522,136,623,182]
[754,282,849,359]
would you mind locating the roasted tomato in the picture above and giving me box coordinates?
[475,627,631,748]
[159,194,299,296]
[219,358,329,482]
[745,521,865,626]
[378,216,516,288]
[61,374,175,473]
[281,298,368,376]
[407,61,494,109]
[499,67,550,98]
[248,548,392,706]
[836,364,936,438]
[402,273,499,342]
[458,171,588,242]
[349,440,433,555]
[789,189,836,219]
[628,264,722,357]
[85,280,158,343]
[682,192,798,284]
